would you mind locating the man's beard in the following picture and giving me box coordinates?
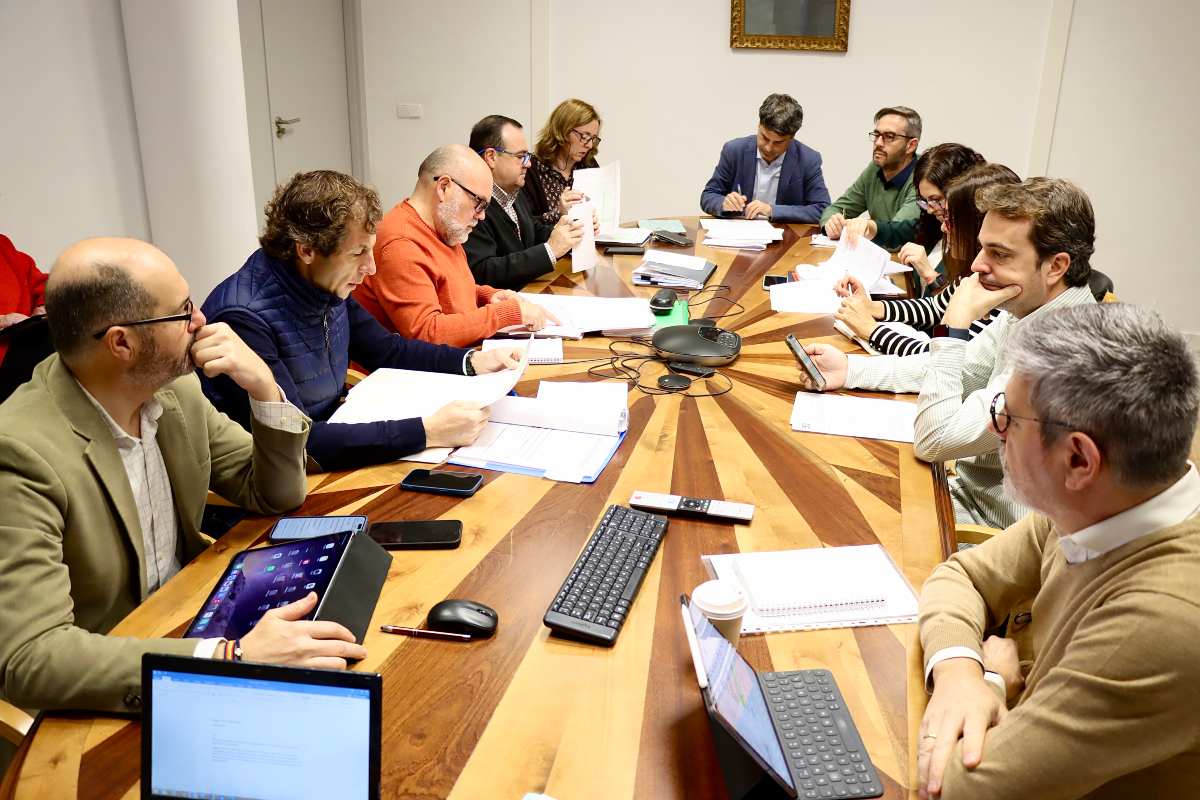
[999,443,1037,511]
[436,196,474,246]
[130,331,195,389]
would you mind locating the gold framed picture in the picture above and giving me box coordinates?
[731,0,851,52]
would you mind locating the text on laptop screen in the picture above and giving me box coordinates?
[149,668,371,800]
[689,601,794,789]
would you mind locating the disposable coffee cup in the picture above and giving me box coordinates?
[691,579,749,645]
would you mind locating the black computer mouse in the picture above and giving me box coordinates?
[649,288,678,315]
[426,599,498,639]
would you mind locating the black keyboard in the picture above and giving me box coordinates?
[760,669,884,799]
[543,505,668,646]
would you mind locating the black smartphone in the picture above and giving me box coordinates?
[761,274,795,290]
[368,520,463,550]
[399,469,484,497]
[268,515,369,543]
[785,334,827,392]
[605,245,645,256]
[651,230,693,247]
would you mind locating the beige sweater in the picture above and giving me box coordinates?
[919,513,1200,799]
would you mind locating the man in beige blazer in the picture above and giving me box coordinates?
[0,238,367,715]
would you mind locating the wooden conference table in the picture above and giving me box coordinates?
[3,219,954,799]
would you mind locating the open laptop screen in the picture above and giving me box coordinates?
[687,599,795,792]
[143,655,380,800]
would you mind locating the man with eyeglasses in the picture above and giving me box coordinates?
[463,114,587,290]
[820,106,922,248]
[700,92,830,223]
[0,237,369,715]
[803,178,1098,530]
[356,144,558,346]
[915,302,1200,799]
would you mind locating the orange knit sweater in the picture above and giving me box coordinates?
[356,200,523,346]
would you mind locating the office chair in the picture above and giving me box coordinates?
[0,315,53,404]
[0,700,32,748]
[1088,269,1116,303]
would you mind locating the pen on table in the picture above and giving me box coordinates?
[379,625,471,641]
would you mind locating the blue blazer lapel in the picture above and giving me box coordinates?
[779,141,802,200]
[740,138,758,198]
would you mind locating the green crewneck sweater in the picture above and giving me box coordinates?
[919,512,1200,799]
[819,161,919,249]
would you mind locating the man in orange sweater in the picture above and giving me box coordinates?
[917,302,1200,799]
[357,144,557,346]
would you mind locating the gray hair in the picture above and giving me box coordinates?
[1008,303,1199,489]
[758,93,804,136]
[45,263,157,359]
[875,105,922,141]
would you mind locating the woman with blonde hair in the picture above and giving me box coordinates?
[523,98,602,224]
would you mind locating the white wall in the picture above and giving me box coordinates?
[1047,0,1199,337]
[0,0,150,270]
[359,0,533,209]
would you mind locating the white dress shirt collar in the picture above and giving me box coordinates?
[1059,463,1200,564]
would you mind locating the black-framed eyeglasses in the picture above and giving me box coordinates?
[916,197,947,214]
[989,391,1073,434]
[435,174,489,214]
[868,131,915,145]
[570,128,601,146]
[479,147,532,167]
[93,298,195,339]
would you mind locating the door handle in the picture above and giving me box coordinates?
[274,116,301,138]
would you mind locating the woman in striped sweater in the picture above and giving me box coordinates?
[835,162,1021,357]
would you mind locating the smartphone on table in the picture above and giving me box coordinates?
[400,469,484,497]
[368,520,463,550]
[267,515,368,543]
[762,274,796,291]
[785,334,827,392]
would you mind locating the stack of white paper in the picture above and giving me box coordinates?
[632,249,715,290]
[699,218,784,250]
[328,345,530,461]
[789,392,917,443]
[506,293,654,339]
[449,381,629,483]
[482,337,564,364]
[594,227,651,246]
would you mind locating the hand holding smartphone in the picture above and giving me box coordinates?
[785,334,827,392]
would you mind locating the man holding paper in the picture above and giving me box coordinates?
[202,170,523,472]
[356,145,559,346]
[700,93,830,223]
[464,115,589,290]
[916,303,1200,799]
[802,178,1098,530]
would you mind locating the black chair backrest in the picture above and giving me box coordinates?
[1087,269,1115,302]
[0,315,53,404]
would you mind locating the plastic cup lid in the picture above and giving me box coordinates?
[691,579,748,619]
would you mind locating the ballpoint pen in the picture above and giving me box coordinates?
[379,625,471,641]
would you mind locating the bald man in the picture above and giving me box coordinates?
[355,144,557,346]
[0,238,366,715]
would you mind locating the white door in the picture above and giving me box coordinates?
[240,0,354,205]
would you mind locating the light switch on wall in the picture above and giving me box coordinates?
[396,103,423,119]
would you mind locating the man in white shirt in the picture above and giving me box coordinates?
[0,238,366,714]
[916,302,1200,798]
[804,178,1099,529]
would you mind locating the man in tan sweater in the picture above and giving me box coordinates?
[917,302,1200,799]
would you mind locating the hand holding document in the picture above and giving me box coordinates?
[572,162,621,235]
[770,234,894,314]
[500,293,654,339]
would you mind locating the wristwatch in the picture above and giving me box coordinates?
[464,350,477,376]
[932,324,972,341]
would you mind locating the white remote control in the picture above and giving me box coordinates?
[629,491,755,523]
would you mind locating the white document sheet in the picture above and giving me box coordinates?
[572,162,621,234]
[568,201,597,272]
[810,233,838,248]
[637,219,686,233]
[482,337,563,364]
[699,219,784,240]
[639,249,709,271]
[595,227,651,245]
[513,293,652,338]
[789,392,918,443]
[769,278,842,313]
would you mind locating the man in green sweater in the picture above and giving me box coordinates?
[917,302,1200,799]
[821,105,922,250]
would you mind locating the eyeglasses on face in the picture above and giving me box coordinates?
[916,197,947,213]
[436,175,489,214]
[93,298,195,340]
[479,147,532,167]
[868,130,915,145]
[570,128,601,146]
[989,391,1073,434]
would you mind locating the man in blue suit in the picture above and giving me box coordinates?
[700,93,830,223]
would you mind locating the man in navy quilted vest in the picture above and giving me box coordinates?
[201,170,522,472]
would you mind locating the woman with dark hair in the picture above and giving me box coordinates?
[835,162,1021,357]
[522,98,601,225]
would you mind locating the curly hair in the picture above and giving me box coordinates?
[532,99,601,167]
[259,170,382,262]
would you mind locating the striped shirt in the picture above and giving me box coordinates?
[845,285,1097,529]
[868,277,1001,357]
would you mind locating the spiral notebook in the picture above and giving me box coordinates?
[702,544,918,633]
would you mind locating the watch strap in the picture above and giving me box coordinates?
[933,324,972,341]
[464,349,477,376]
